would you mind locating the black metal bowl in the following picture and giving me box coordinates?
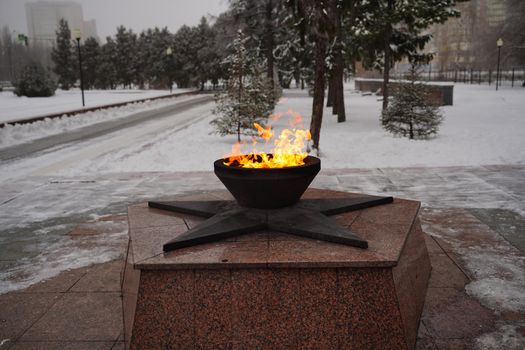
[214,155,321,209]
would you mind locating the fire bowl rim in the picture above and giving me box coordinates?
[214,154,321,171]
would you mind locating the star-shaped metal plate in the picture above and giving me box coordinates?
[149,195,393,252]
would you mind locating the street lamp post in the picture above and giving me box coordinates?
[74,29,85,106]
[496,38,503,91]
[166,47,173,94]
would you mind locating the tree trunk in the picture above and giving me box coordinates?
[382,0,394,111]
[265,0,274,88]
[331,79,338,115]
[382,33,392,111]
[238,57,243,143]
[310,38,327,152]
[334,69,345,122]
[237,121,241,142]
[333,8,346,123]
[326,75,335,107]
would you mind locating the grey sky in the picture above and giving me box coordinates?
[0,0,229,39]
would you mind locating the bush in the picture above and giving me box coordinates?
[381,67,443,139]
[13,63,57,97]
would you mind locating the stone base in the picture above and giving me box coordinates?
[122,189,431,349]
[354,78,454,106]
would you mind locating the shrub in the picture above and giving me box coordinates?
[14,63,57,97]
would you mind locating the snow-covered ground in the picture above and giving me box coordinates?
[39,82,524,175]
[0,88,192,123]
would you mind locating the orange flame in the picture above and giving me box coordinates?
[254,123,273,141]
[224,109,311,168]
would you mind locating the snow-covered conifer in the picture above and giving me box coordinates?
[51,19,76,90]
[210,30,277,142]
[382,66,443,139]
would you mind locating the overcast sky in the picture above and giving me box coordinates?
[0,0,229,39]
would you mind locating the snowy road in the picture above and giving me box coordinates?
[0,96,215,182]
[0,94,213,162]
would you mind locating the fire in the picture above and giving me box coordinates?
[224,109,311,168]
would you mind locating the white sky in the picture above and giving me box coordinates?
[0,0,229,39]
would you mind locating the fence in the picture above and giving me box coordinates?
[391,68,525,87]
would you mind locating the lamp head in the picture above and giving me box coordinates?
[496,38,503,47]
[73,28,82,41]
[166,47,173,55]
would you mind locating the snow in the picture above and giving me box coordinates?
[466,277,525,312]
[50,82,525,174]
[0,94,201,149]
[476,323,525,350]
[0,222,128,294]
[0,88,192,124]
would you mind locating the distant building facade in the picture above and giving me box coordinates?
[427,0,509,69]
[25,1,98,46]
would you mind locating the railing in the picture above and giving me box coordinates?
[390,68,525,87]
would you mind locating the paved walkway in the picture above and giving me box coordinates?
[0,259,124,349]
[1,164,524,349]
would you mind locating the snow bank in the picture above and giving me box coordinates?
[0,88,192,124]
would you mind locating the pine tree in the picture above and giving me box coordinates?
[381,67,443,139]
[273,7,313,89]
[230,0,278,89]
[81,37,100,89]
[195,17,218,90]
[95,37,118,89]
[114,26,138,88]
[210,30,276,142]
[172,25,195,88]
[51,19,76,90]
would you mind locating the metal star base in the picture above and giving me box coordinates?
[149,194,393,252]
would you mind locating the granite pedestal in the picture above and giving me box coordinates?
[122,189,431,349]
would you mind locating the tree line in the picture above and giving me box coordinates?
[51,17,221,90]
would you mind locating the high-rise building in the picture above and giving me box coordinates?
[25,1,98,46]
